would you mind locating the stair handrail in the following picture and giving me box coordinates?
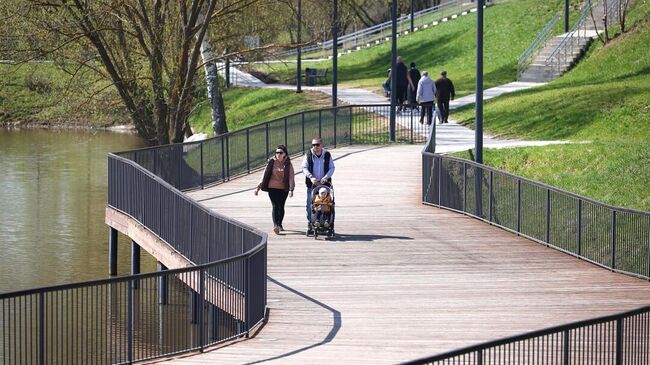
[517,12,561,77]
[544,0,593,71]
[275,0,464,58]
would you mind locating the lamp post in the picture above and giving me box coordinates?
[332,0,338,107]
[296,0,302,93]
[389,0,397,142]
[410,0,415,33]
[475,0,484,164]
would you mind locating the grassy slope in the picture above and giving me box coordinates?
[453,1,650,210]
[251,0,578,95]
[0,63,127,126]
[189,87,330,134]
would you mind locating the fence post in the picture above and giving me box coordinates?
[349,107,353,144]
[577,199,582,256]
[611,210,617,270]
[246,129,251,173]
[488,170,493,222]
[39,292,45,365]
[463,162,467,213]
[437,156,442,206]
[245,257,251,338]
[225,135,230,180]
[477,349,483,365]
[615,318,623,365]
[221,138,226,183]
[333,109,338,147]
[200,142,204,189]
[284,117,288,147]
[517,179,521,233]
[302,113,306,153]
[546,189,551,244]
[318,110,322,138]
[199,268,205,352]
[265,123,270,159]
[563,330,570,365]
[127,280,134,364]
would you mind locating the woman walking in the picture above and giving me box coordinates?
[255,145,295,234]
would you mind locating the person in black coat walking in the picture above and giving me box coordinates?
[434,70,455,124]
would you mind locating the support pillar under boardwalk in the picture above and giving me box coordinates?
[158,262,168,305]
[131,240,140,289]
[109,227,118,276]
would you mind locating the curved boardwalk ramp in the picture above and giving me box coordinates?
[169,144,650,364]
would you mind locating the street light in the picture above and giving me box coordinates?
[475,0,484,164]
[332,0,338,107]
[296,0,302,93]
[389,0,397,142]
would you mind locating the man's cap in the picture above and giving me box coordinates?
[441,70,447,76]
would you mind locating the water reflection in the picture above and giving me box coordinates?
[0,129,156,293]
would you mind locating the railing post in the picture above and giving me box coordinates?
[516,179,521,233]
[127,279,134,364]
[200,142,204,189]
[301,113,306,153]
[284,117,288,147]
[265,123,270,158]
[437,156,442,206]
[488,170,493,222]
[131,240,140,290]
[615,318,623,365]
[349,107,353,144]
[158,263,168,305]
[333,109,338,147]
[318,110,322,138]
[221,138,226,182]
[225,135,230,180]
[611,210,617,270]
[463,162,467,213]
[477,349,483,365]
[577,199,582,256]
[199,268,205,352]
[563,330,570,365]
[246,129,251,173]
[546,189,551,244]
[39,292,45,365]
[245,257,251,337]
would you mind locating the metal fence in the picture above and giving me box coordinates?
[116,104,427,192]
[275,0,483,59]
[545,1,593,74]
[517,12,561,77]
[403,305,650,364]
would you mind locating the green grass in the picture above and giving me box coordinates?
[189,87,330,134]
[0,62,127,126]
[451,1,650,211]
[251,0,580,95]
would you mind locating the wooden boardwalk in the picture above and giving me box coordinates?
[162,144,650,364]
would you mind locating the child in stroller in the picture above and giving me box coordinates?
[309,184,335,238]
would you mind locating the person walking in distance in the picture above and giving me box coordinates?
[393,56,415,112]
[301,138,335,235]
[254,145,295,234]
[434,70,455,124]
[407,62,421,112]
[416,71,436,125]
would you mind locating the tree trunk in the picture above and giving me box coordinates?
[198,19,228,135]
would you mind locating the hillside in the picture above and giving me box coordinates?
[453,1,650,210]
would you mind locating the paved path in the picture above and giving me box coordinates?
[159,144,650,364]
[216,65,564,153]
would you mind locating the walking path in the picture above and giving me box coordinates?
[218,64,566,153]
[158,144,650,364]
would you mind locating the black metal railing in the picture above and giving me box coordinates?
[403,304,650,364]
[115,104,427,193]
[422,152,650,280]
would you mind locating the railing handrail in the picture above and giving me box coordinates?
[545,0,593,65]
[517,12,561,75]
[403,304,650,364]
[276,0,465,57]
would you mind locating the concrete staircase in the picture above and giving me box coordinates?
[518,1,605,83]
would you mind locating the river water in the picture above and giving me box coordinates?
[0,129,157,293]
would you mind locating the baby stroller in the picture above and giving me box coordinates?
[308,183,335,239]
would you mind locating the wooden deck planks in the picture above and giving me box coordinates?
[151,144,650,364]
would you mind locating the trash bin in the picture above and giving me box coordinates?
[305,68,317,86]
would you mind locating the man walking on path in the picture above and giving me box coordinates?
[416,71,436,125]
[301,138,335,234]
[408,62,421,111]
[392,56,414,112]
[435,70,455,124]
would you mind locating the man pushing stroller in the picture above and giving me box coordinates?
[301,137,335,235]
